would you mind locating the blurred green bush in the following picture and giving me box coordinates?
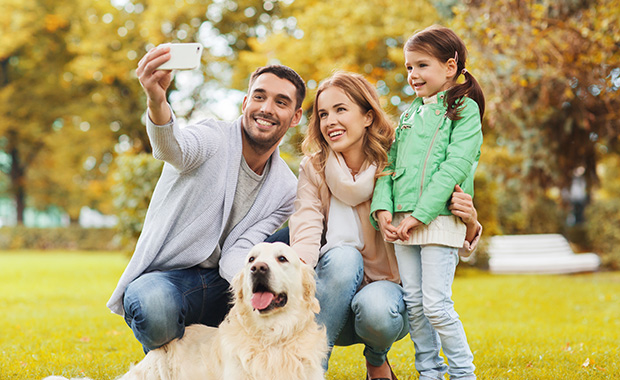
[0,226,118,250]
[110,153,163,252]
[585,198,620,270]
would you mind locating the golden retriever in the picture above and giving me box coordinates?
[45,242,327,380]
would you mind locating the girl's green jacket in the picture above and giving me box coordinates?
[370,90,483,228]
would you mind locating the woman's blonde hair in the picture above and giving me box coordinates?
[302,71,395,176]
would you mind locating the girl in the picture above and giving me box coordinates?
[371,25,484,380]
[290,71,482,380]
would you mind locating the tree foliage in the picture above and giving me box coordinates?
[230,0,438,168]
[451,0,620,202]
[1,0,618,240]
[231,0,620,239]
[0,0,298,224]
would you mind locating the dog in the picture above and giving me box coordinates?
[45,242,327,380]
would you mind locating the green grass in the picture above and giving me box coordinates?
[1,251,619,379]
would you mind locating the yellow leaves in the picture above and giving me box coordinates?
[560,343,608,373]
[234,0,438,102]
[44,14,69,33]
[581,357,607,372]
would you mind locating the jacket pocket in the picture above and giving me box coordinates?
[392,166,408,180]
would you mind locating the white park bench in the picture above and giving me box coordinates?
[487,233,601,274]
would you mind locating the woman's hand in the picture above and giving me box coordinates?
[449,185,480,244]
[376,210,398,242]
[449,185,477,227]
[395,215,423,241]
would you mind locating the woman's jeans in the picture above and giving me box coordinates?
[394,244,475,380]
[315,245,409,370]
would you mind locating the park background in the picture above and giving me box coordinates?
[1,0,619,379]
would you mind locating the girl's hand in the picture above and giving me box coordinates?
[376,210,398,242]
[395,215,423,241]
[449,185,477,227]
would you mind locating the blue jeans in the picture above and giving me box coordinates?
[394,244,475,380]
[335,280,409,366]
[315,245,409,370]
[123,266,232,352]
[315,246,364,369]
[123,230,289,352]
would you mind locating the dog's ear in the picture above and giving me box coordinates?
[301,263,320,314]
[232,271,244,302]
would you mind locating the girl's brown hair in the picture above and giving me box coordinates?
[302,71,395,176]
[405,25,485,121]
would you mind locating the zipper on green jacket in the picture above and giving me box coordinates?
[419,112,447,197]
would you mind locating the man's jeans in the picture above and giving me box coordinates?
[122,266,231,352]
[123,229,289,352]
[394,244,476,380]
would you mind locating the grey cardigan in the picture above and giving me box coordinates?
[107,113,297,315]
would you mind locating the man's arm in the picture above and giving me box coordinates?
[138,45,223,172]
[219,196,295,283]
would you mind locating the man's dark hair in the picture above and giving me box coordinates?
[249,65,306,109]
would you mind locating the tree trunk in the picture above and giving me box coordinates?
[8,131,26,225]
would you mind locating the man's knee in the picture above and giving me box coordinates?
[123,274,185,350]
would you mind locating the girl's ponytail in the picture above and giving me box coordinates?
[446,68,485,122]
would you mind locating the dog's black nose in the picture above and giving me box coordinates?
[250,262,269,274]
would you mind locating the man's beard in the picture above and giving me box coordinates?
[242,114,288,155]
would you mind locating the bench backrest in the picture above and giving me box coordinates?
[487,234,575,256]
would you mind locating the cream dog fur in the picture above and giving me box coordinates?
[45,242,327,380]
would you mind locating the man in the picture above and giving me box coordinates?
[107,45,304,352]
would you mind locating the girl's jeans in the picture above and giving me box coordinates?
[394,244,476,380]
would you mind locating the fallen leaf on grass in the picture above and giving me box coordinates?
[79,336,91,342]
[561,342,572,352]
[595,365,607,372]
[581,358,607,372]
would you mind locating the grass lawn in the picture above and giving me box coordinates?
[1,251,618,380]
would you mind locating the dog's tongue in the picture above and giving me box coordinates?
[251,292,274,310]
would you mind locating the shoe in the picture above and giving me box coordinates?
[365,359,398,380]
[387,359,398,380]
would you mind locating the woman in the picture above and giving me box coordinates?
[288,72,481,380]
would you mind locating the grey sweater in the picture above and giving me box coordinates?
[107,113,297,315]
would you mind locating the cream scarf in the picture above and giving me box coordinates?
[321,151,376,254]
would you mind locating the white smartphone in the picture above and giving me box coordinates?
[155,43,203,70]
